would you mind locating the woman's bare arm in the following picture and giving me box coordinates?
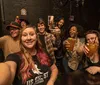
[47,64,58,85]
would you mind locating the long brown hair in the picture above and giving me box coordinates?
[18,25,50,84]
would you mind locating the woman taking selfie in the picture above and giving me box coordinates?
[0,25,58,85]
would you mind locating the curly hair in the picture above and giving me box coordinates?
[68,24,84,38]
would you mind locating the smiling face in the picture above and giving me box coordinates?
[21,21,27,29]
[57,19,64,28]
[37,23,45,34]
[9,27,20,38]
[86,33,99,44]
[21,27,37,49]
[69,26,78,38]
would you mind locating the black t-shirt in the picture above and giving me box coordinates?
[83,56,100,69]
[83,57,100,85]
[6,53,54,85]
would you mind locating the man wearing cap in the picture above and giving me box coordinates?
[0,21,21,59]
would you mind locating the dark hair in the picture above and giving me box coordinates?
[85,30,100,43]
[36,18,49,32]
[68,24,84,38]
[37,21,46,26]
[54,16,64,22]
[20,19,29,25]
[37,18,46,25]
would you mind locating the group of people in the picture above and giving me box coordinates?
[65,29,100,85]
[0,18,58,85]
[0,16,100,85]
[63,25,100,85]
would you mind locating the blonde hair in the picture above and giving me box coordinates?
[19,25,42,83]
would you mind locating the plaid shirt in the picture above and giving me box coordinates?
[38,32,56,60]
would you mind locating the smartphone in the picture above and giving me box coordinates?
[48,15,54,26]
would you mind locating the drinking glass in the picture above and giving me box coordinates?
[86,43,97,56]
[67,38,76,51]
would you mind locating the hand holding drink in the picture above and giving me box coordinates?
[86,43,98,56]
[85,37,98,57]
[65,37,76,51]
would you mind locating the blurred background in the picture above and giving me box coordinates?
[0,0,100,36]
